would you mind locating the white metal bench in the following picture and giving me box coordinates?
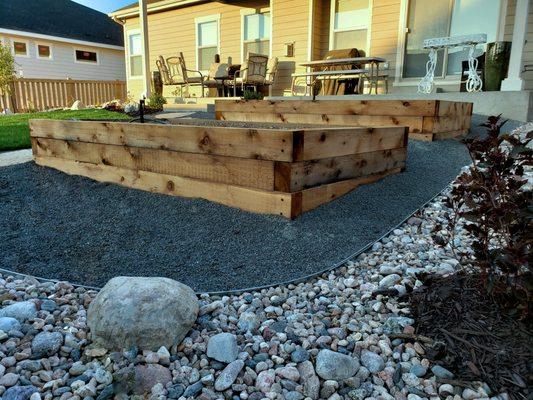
[418,34,487,94]
[291,69,369,96]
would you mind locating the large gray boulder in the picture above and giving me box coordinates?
[315,349,360,380]
[87,277,198,351]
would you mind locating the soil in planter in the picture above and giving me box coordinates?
[408,272,532,399]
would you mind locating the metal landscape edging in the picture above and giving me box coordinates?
[0,185,448,296]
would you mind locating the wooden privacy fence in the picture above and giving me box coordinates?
[0,78,127,113]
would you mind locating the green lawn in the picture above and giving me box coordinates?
[0,109,131,152]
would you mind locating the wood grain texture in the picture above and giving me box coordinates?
[216,111,425,133]
[215,99,439,116]
[34,156,294,218]
[30,119,296,162]
[299,127,407,160]
[215,99,474,141]
[275,148,407,192]
[32,137,276,190]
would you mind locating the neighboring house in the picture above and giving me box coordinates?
[0,0,126,81]
[109,0,531,99]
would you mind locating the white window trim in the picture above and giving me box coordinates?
[35,42,53,60]
[195,14,220,72]
[126,28,143,79]
[394,0,506,86]
[73,47,100,65]
[328,0,372,54]
[12,38,30,58]
[240,8,271,62]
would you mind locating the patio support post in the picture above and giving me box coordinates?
[501,0,529,91]
[139,0,152,97]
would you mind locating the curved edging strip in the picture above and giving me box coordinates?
[0,186,447,296]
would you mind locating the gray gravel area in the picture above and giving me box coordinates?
[0,115,519,292]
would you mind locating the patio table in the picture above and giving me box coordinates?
[213,64,241,97]
[299,57,387,95]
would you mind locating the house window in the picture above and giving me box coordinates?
[128,33,143,77]
[75,49,98,63]
[330,0,370,53]
[196,16,219,71]
[402,0,501,79]
[243,12,270,57]
[37,44,52,59]
[13,40,28,56]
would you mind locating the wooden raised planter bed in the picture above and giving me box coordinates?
[215,99,473,141]
[29,119,408,218]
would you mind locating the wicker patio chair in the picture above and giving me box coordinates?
[231,52,269,96]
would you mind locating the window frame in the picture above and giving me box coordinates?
[394,0,506,86]
[12,38,30,58]
[240,8,271,62]
[195,14,221,72]
[73,47,99,65]
[329,0,372,53]
[127,29,143,78]
[35,42,53,60]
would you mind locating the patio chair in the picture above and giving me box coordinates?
[231,52,269,96]
[155,54,206,97]
[263,57,279,88]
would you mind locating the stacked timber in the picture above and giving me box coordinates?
[215,99,473,141]
[29,119,408,218]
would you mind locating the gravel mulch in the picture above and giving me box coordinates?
[0,139,470,292]
[0,192,506,400]
[0,115,522,292]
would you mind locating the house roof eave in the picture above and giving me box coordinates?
[108,0,211,20]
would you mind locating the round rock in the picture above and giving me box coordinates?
[315,349,360,380]
[87,276,199,351]
[0,301,37,322]
[31,331,63,358]
[207,332,239,363]
[0,317,21,332]
[360,350,385,373]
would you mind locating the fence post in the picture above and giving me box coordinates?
[66,77,75,105]
[8,80,18,113]
[114,79,123,100]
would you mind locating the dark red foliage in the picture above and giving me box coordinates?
[443,115,532,318]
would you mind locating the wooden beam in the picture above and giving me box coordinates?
[32,137,276,190]
[215,99,440,116]
[34,156,294,218]
[216,111,425,133]
[298,127,408,160]
[30,119,296,162]
[274,148,406,192]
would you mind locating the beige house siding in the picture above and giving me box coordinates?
[120,0,531,98]
[503,0,533,90]
[270,0,310,95]
[311,0,330,60]
[369,0,401,81]
[123,0,268,98]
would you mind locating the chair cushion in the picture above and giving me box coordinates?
[187,77,204,83]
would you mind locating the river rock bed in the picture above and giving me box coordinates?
[0,192,504,400]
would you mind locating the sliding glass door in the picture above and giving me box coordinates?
[402,0,502,79]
